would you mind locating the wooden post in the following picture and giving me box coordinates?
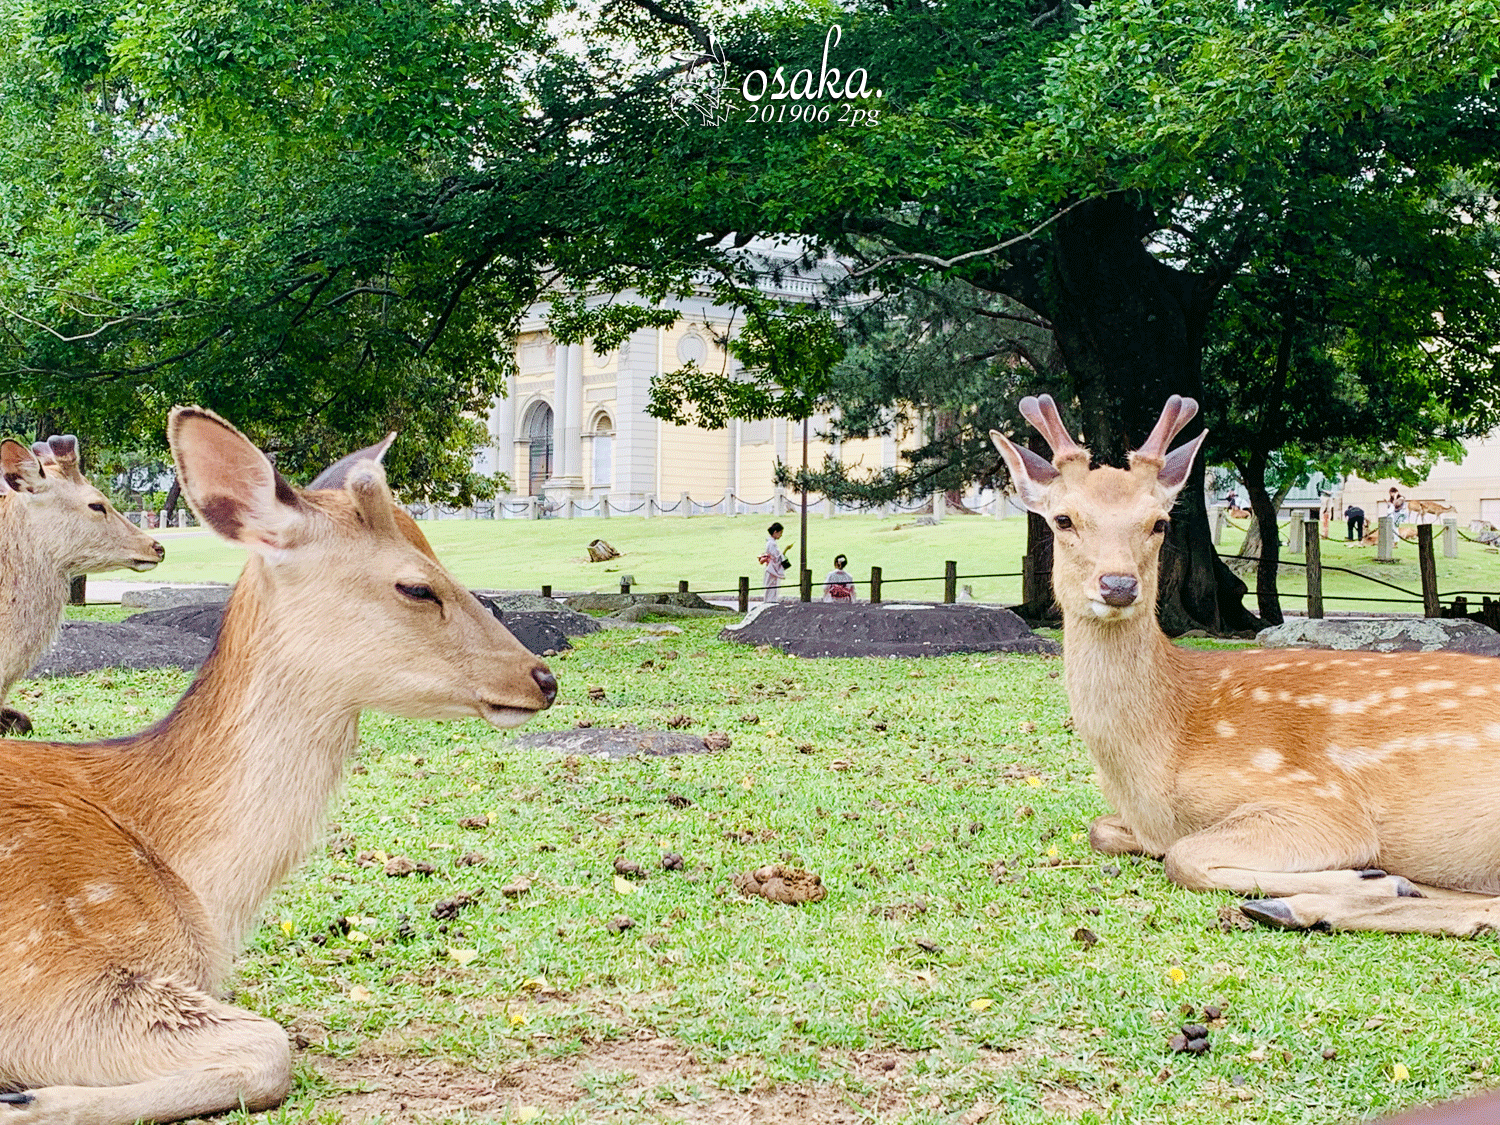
[1443,517,1458,558]
[738,576,750,613]
[870,566,882,604]
[1303,513,1323,620]
[620,577,632,595]
[1418,523,1440,618]
[541,584,552,599]
[800,568,812,602]
[678,579,689,593]
[944,560,958,604]
[68,575,86,606]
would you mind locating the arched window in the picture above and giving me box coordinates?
[523,402,554,495]
[591,413,614,488]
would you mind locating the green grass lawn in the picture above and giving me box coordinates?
[23,614,1500,1124]
[130,513,1500,616]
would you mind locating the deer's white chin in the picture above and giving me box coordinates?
[1088,600,1137,621]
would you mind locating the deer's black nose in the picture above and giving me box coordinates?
[1099,574,1139,607]
[532,666,558,707]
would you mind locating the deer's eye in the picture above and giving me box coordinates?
[1054,514,1074,531]
[88,502,106,513]
[1152,519,1169,534]
[396,583,441,606]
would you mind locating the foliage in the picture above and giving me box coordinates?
[646,296,846,429]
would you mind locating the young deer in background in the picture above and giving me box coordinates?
[0,436,165,734]
[0,408,557,1123]
[992,394,1500,937]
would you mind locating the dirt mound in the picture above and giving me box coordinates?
[29,621,212,676]
[511,726,722,758]
[567,591,729,614]
[722,601,1060,658]
[125,605,231,640]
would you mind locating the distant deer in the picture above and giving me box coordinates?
[993,394,1500,937]
[0,408,557,1122]
[0,435,165,734]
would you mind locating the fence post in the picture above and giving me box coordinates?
[944,560,958,604]
[870,566,882,604]
[1212,505,1228,545]
[1376,515,1394,561]
[1287,510,1305,555]
[680,490,690,516]
[646,497,656,519]
[678,580,689,594]
[1418,524,1440,617]
[600,496,611,519]
[620,575,633,595]
[800,568,812,603]
[738,576,750,613]
[1443,516,1458,558]
[723,487,734,516]
[1304,513,1323,619]
[541,584,552,599]
[564,498,575,520]
[931,491,945,522]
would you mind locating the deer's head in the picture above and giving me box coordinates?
[0,436,165,574]
[170,407,556,726]
[991,395,1206,624]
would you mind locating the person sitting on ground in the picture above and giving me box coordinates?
[823,554,856,602]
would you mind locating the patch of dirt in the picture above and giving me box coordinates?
[311,1037,997,1124]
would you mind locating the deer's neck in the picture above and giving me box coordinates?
[0,499,70,692]
[1062,608,1192,852]
[92,579,360,957]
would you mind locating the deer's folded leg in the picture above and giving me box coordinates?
[1242,893,1500,937]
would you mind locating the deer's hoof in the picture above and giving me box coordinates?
[0,708,31,736]
[1239,898,1306,930]
[0,1092,34,1105]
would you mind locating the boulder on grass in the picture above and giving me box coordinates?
[1256,617,1500,655]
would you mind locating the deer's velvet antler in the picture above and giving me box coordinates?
[1130,396,1198,467]
[1018,395,1089,479]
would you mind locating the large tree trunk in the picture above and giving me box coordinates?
[1045,196,1257,635]
[1237,452,1284,625]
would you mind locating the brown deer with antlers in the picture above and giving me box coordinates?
[992,394,1500,937]
[0,408,556,1123]
[0,435,165,734]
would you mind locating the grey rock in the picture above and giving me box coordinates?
[30,621,212,676]
[613,602,732,622]
[119,584,232,609]
[1256,617,1500,656]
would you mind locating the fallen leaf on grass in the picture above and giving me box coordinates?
[448,948,479,965]
[1392,1064,1410,1082]
[613,874,636,895]
[969,998,994,1012]
[349,986,373,1003]
[457,815,491,830]
[515,1106,542,1122]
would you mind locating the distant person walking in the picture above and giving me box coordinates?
[1346,504,1366,541]
[760,522,789,602]
[1389,487,1409,526]
[823,554,855,602]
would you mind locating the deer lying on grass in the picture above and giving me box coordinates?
[992,394,1500,937]
[0,408,557,1123]
[0,435,164,735]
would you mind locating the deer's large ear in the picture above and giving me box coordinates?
[169,406,308,556]
[992,430,1059,514]
[1,440,45,493]
[1156,430,1209,503]
[308,432,396,490]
